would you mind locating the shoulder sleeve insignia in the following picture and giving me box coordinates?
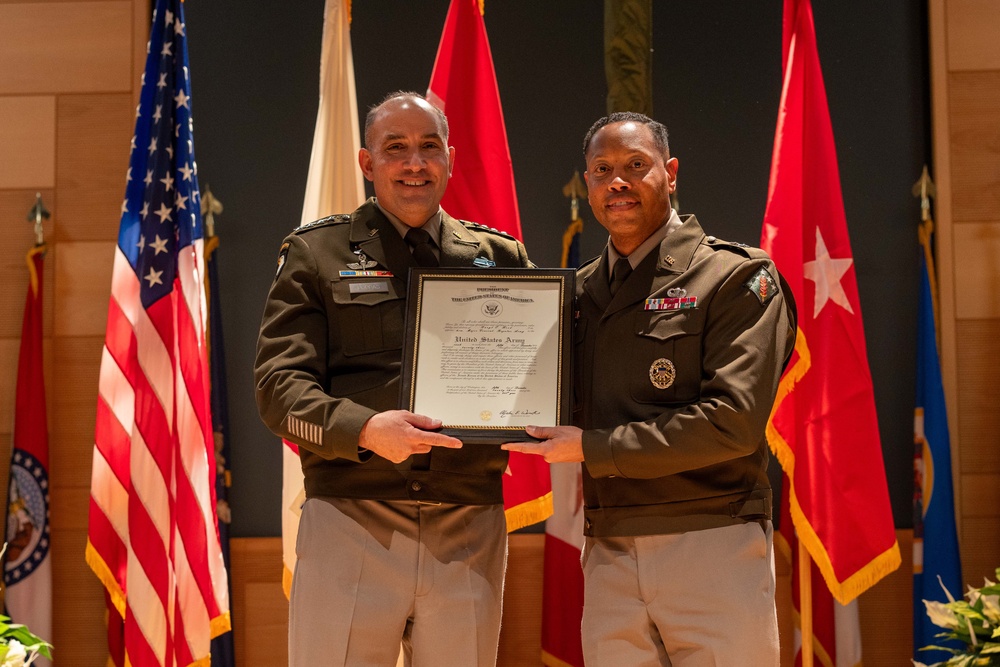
[275,241,290,279]
[745,266,778,305]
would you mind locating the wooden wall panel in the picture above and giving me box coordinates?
[946,0,1000,71]
[497,534,545,666]
[953,222,1000,318]
[0,96,55,188]
[960,517,1000,588]
[53,242,114,337]
[55,94,133,242]
[948,71,1000,222]
[229,537,288,667]
[50,336,103,469]
[0,2,131,94]
[51,527,111,667]
[0,190,55,338]
[961,473,1000,518]
[955,320,1000,474]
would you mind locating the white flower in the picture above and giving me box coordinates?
[967,581,1000,625]
[1,639,27,667]
[924,599,960,630]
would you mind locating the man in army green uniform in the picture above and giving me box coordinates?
[255,92,530,667]
[505,113,796,665]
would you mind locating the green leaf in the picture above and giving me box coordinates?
[921,645,964,655]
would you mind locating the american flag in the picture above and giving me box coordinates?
[86,0,231,665]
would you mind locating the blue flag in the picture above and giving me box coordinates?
[206,233,236,667]
[913,221,962,664]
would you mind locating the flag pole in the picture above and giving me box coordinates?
[799,542,814,667]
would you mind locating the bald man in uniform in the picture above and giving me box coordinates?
[256,92,531,667]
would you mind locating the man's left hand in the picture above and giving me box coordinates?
[501,425,585,463]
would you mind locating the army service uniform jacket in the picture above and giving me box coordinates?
[254,198,531,506]
[575,214,796,537]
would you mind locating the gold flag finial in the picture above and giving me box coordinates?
[26,192,50,246]
[201,186,224,238]
[911,165,936,222]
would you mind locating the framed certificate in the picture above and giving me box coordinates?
[400,268,575,444]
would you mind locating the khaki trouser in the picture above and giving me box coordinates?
[290,497,507,667]
[582,521,779,667]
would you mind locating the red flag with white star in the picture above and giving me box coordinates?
[760,0,900,610]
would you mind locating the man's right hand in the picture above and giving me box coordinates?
[358,410,463,463]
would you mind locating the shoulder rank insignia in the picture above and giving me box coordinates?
[746,266,778,305]
[294,213,350,233]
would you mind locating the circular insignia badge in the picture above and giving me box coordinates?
[649,358,676,390]
[4,448,50,585]
[480,410,492,422]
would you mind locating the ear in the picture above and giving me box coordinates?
[359,149,374,182]
[447,145,456,177]
[665,157,679,193]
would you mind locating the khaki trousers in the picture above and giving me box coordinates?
[582,521,779,667]
[289,497,507,667]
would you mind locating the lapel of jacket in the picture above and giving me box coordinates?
[648,214,704,298]
[581,248,614,312]
[438,211,481,267]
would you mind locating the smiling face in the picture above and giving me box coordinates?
[359,96,455,228]
[584,121,679,256]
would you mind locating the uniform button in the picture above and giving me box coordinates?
[706,235,717,243]
[410,481,423,492]
[585,518,592,530]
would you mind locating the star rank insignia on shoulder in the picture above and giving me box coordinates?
[293,213,351,233]
[745,266,779,305]
[463,220,511,237]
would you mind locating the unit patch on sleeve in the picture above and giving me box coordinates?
[745,266,778,305]
[275,242,290,279]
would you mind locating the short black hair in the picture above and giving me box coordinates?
[363,91,449,148]
[582,112,670,158]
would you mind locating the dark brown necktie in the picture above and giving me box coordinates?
[405,227,439,267]
[609,257,632,295]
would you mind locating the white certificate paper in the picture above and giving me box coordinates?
[404,271,570,436]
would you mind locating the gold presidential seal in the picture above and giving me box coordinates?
[649,358,676,389]
[480,410,492,422]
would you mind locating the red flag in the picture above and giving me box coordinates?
[761,0,900,617]
[427,0,522,241]
[86,0,231,664]
[427,0,551,530]
[4,247,53,663]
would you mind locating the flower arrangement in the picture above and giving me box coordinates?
[916,568,1000,667]
[0,615,52,667]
